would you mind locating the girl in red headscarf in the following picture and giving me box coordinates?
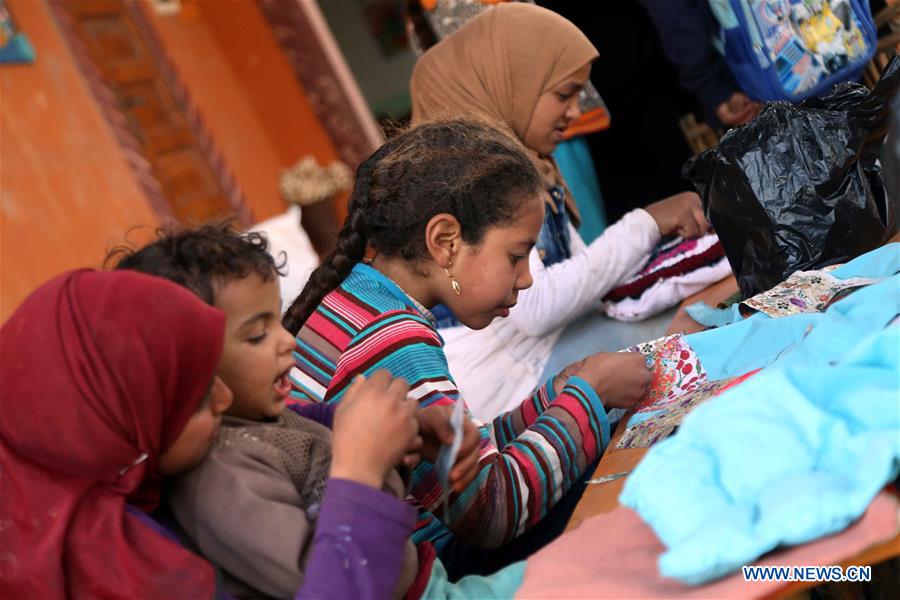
[0,269,230,598]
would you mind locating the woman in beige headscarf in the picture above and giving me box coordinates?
[410,2,710,420]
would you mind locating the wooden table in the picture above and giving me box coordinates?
[566,272,900,589]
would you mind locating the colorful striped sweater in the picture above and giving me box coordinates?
[289,264,611,549]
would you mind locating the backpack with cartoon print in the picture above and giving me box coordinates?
[709,0,877,101]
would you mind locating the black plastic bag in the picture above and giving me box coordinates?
[685,57,900,297]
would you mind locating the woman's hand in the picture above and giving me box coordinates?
[715,92,762,126]
[554,352,651,410]
[416,404,482,492]
[645,191,710,239]
[331,371,421,489]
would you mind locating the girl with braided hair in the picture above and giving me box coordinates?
[410,2,714,421]
[283,119,652,572]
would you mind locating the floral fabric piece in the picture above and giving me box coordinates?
[617,334,756,449]
[618,371,758,449]
[629,334,705,412]
[741,266,883,318]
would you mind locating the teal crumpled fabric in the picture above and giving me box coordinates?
[684,301,744,328]
[686,272,900,381]
[684,243,900,330]
[619,274,900,585]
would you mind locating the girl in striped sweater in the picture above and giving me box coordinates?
[283,120,651,570]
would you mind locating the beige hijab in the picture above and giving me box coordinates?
[410,3,598,222]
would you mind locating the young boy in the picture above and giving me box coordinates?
[111,223,481,598]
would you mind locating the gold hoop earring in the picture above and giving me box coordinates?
[444,264,462,296]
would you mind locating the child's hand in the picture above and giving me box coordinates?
[416,404,482,492]
[555,352,651,410]
[331,371,421,490]
[645,191,709,239]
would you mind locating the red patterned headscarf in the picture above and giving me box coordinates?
[0,270,224,598]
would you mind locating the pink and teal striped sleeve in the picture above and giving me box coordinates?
[326,312,610,550]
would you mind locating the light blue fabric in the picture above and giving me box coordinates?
[684,244,900,331]
[553,137,607,244]
[423,559,525,599]
[685,301,744,328]
[830,243,900,279]
[684,276,900,380]
[619,277,900,585]
[685,311,813,380]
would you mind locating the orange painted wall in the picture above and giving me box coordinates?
[144,0,342,224]
[0,0,159,322]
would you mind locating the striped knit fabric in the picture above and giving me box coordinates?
[290,264,611,550]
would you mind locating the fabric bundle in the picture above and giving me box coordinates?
[602,233,731,322]
[517,240,900,596]
[620,272,900,584]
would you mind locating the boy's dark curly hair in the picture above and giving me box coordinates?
[106,221,284,305]
[281,119,543,334]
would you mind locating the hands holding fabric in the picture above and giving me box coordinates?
[554,352,651,410]
[331,371,421,489]
[645,191,710,239]
[331,370,480,493]
[417,403,481,493]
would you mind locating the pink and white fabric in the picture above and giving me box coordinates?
[603,234,732,322]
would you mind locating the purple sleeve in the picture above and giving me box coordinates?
[126,505,182,544]
[288,402,336,429]
[294,478,417,600]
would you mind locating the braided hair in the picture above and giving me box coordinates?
[282,119,542,334]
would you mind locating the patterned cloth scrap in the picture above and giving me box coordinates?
[289,263,609,551]
[616,334,757,449]
[741,265,885,318]
[686,243,900,329]
[618,374,759,449]
[602,233,731,322]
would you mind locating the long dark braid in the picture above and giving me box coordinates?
[282,119,543,334]
[282,142,397,334]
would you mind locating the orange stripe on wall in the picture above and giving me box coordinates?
[1,0,159,322]
[145,0,342,223]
